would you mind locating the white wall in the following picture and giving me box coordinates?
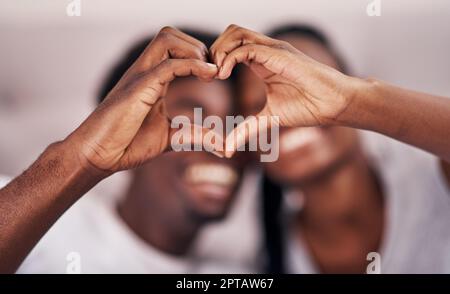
[1,0,450,175]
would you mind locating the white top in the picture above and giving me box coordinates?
[0,167,259,274]
[2,130,450,274]
[285,131,450,274]
[0,185,247,274]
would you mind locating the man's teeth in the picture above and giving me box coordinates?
[185,164,238,187]
[280,127,322,153]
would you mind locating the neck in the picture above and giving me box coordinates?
[293,150,383,235]
[118,179,201,256]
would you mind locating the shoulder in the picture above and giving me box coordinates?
[17,193,112,273]
[359,132,450,273]
[360,130,449,198]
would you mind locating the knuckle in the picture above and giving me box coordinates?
[161,58,175,68]
[233,25,248,36]
[155,31,172,43]
[160,26,175,34]
[275,40,293,51]
[227,24,239,31]
[184,59,199,69]
[191,59,202,66]
[279,40,290,48]
[244,44,257,55]
[194,47,206,58]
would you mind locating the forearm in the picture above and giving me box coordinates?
[339,78,450,162]
[0,140,105,273]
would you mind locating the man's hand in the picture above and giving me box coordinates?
[210,25,357,157]
[0,27,222,273]
[67,27,218,174]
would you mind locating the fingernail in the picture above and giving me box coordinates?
[206,63,218,69]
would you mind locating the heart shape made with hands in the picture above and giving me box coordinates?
[172,24,350,159]
[80,25,350,173]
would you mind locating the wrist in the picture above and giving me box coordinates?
[12,140,108,206]
[52,139,110,186]
[334,76,382,129]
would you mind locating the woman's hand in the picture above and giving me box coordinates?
[210,25,358,157]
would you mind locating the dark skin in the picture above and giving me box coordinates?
[237,33,436,273]
[239,34,384,273]
[294,153,383,273]
[118,78,243,256]
[1,24,449,273]
[210,25,450,165]
[0,27,222,273]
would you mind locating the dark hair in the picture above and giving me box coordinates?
[267,24,348,74]
[97,29,234,104]
[261,175,286,273]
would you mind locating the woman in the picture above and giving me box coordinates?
[236,24,450,273]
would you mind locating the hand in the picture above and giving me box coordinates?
[210,25,358,157]
[66,27,219,174]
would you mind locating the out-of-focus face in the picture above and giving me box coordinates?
[239,34,359,185]
[134,78,244,221]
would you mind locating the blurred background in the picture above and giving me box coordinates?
[1,0,450,178]
[1,0,450,270]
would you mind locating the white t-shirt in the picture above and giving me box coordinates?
[0,167,260,274]
[8,191,248,274]
[285,131,450,274]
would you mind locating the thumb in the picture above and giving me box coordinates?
[224,108,278,158]
[218,44,289,80]
[168,122,225,158]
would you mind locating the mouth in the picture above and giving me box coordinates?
[279,127,324,154]
[183,163,239,200]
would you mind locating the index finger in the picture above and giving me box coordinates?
[131,27,209,74]
[210,24,277,68]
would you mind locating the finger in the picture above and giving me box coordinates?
[125,99,170,163]
[160,26,209,55]
[168,123,225,158]
[110,59,217,139]
[224,116,259,158]
[154,59,218,85]
[224,108,277,158]
[248,62,274,80]
[121,59,217,123]
[135,59,217,113]
[218,44,287,80]
[132,28,209,73]
[210,24,276,68]
[155,33,208,62]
